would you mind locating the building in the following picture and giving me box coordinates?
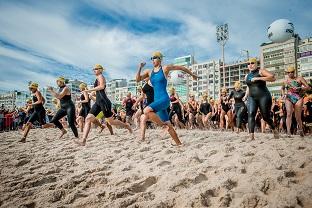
[67,79,84,102]
[260,36,300,97]
[167,55,194,102]
[115,86,128,104]
[127,79,140,97]
[220,59,260,91]
[298,37,312,81]
[0,91,30,110]
[41,87,54,111]
[190,60,220,100]
[106,79,127,104]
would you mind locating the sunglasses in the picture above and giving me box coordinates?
[151,56,161,60]
[93,68,101,71]
[248,62,255,65]
[287,71,294,74]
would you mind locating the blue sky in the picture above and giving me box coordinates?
[0,0,311,91]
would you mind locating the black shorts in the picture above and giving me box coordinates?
[90,102,113,118]
[28,110,46,125]
[79,106,90,118]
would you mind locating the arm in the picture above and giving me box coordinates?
[281,81,286,97]
[164,65,198,80]
[32,91,44,106]
[85,75,106,93]
[79,91,90,104]
[133,94,145,109]
[299,76,311,91]
[89,92,96,101]
[136,62,150,82]
[49,86,70,99]
[255,68,276,82]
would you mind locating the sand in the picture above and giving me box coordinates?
[0,128,312,208]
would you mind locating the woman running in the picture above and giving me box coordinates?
[281,66,310,137]
[20,82,46,142]
[245,57,278,140]
[75,64,132,146]
[228,81,247,133]
[136,51,197,145]
[168,87,185,129]
[76,83,91,132]
[43,77,78,139]
[219,88,234,130]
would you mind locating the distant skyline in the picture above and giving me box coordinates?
[0,0,311,91]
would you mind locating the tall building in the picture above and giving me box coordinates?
[67,79,84,102]
[298,37,312,81]
[190,60,220,100]
[41,87,54,111]
[260,36,300,97]
[221,59,260,91]
[106,79,127,104]
[0,91,30,110]
[167,55,194,102]
[127,79,140,97]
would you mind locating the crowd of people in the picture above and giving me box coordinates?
[2,54,312,145]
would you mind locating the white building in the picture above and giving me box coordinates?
[106,79,127,104]
[190,60,220,100]
[298,37,312,81]
[260,36,300,97]
[0,91,30,110]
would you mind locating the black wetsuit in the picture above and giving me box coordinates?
[229,89,247,128]
[246,69,275,133]
[125,97,135,117]
[79,94,91,118]
[169,95,184,124]
[220,95,231,113]
[199,101,212,115]
[89,79,113,118]
[50,86,78,137]
[142,82,154,107]
[28,95,46,125]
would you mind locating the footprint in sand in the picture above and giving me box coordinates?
[157,161,171,167]
[127,176,157,193]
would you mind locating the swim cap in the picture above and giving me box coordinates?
[93,64,104,72]
[57,76,66,83]
[286,66,295,73]
[152,51,164,60]
[234,81,241,88]
[29,82,38,89]
[79,83,87,89]
[248,57,257,63]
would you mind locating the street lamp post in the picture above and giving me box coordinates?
[216,24,229,88]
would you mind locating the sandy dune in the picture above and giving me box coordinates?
[0,128,311,208]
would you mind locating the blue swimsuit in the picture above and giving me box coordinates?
[149,67,170,122]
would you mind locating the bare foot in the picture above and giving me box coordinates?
[273,129,279,139]
[127,124,133,133]
[99,125,105,133]
[73,139,86,146]
[59,129,67,139]
[19,137,26,143]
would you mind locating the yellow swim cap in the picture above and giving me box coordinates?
[26,98,32,103]
[234,81,241,88]
[29,82,38,89]
[93,64,104,72]
[248,57,257,63]
[221,87,227,93]
[152,51,164,60]
[286,66,295,73]
[79,83,87,89]
[57,76,65,83]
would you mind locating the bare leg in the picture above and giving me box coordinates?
[140,114,148,141]
[294,99,304,137]
[285,99,294,136]
[74,114,95,146]
[20,122,31,142]
[106,117,132,133]
[165,121,182,145]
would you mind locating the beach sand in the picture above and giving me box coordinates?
[0,128,311,208]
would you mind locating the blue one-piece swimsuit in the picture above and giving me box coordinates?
[149,67,170,122]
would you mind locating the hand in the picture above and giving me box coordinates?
[192,74,199,80]
[242,96,247,101]
[139,62,146,69]
[251,77,260,82]
[132,105,137,110]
